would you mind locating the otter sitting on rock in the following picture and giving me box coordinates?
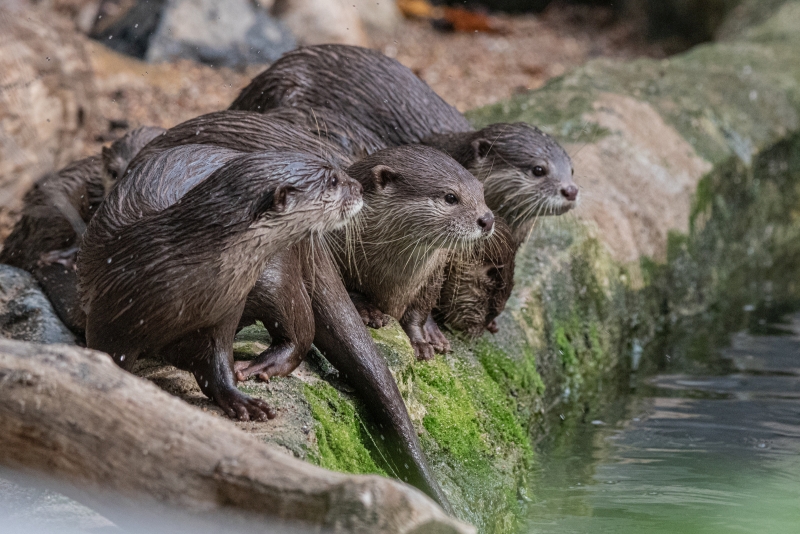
[230,44,577,340]
[78,145,363,421]
[333,145,494,360]
[0,126,165,336]
[112,109,455,510]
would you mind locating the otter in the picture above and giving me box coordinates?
[333,145,494,360]
[0,126,165,336]
[434,218,516,338]
[229,44,577,340]
[112,110,454,510]
[78,145,362,421]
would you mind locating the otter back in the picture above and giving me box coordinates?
[229,44,471,147]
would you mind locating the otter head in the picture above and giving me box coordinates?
[242,153,364,239]
[348,145,494,250]
[438,123,576,232]
[101,126,166,195]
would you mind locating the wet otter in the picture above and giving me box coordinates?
[229,44,577,339]
[434,218,516,338]
[0,126,165,336]
[108,110,453,509]
[334,145,494,360]
[79,145,362,421]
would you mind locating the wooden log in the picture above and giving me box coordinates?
[0,339,474,534]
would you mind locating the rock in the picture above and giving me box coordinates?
[353,0,403,33]
[0,265,76,345]
[90,0,167,59]
[91,0,296,67]
[0,3,97,217]
[637,0,744,44]
[272,0,369,46]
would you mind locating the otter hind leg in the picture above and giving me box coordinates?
[163,317,275,422]
[236,251,315,383]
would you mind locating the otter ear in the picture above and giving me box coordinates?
[272,185,297,213]
[251,185,294,219]
[370,165,399,190]
[471,138,492,162]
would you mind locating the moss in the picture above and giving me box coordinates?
[401,348,536,532]
[475,339,545,401]
[414,359,486,459]
[303,382,385,476]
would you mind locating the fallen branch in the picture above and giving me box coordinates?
[0,339,473,534]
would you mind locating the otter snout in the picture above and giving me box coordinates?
[478,211,495,234]
[560,184,578,202]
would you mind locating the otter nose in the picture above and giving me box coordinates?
[477,211,494,233]
[560,185,578,201]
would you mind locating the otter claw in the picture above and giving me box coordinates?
[411,340,436,361]
[486,319,499,334]
[217,389,275,421]
[423,319,451,354]
[357,304,389,328]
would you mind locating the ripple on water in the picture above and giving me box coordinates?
[528,317,800,534]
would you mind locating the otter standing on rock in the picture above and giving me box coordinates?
[334,145,495,360]
[78,145,363,421]
[230,44,577,340]
[119,110,456,510]
[0,126,165,335]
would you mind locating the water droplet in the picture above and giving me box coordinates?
[119,355,126,362]
[107,258,112,263]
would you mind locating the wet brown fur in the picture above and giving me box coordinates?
[79,144,361,422]
[116,111,453,510]
[335,145,494,360]
[0,126,165,335]
[230,44,576,339]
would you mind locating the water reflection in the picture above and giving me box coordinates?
[528,316,800,533]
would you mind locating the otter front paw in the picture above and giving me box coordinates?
[411,339,436,361]
[234,346,303,383]
[38,246,80,270]
[355,301,390,328]
[424,316,451,354]
[216,388,276,422]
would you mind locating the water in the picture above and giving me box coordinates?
[527,316,800,533]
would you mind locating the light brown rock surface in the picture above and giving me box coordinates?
[0,3,97,232]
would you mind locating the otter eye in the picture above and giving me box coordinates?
[109,170,118,180]
[532,166,547,177]
[331,175,338,187]
[444,193,458,205]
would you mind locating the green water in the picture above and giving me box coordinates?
[526,317,800,534]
